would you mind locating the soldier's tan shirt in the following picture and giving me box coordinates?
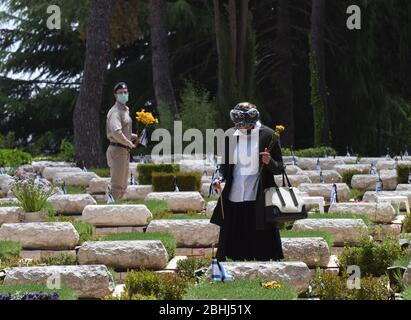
[106,102,137,148]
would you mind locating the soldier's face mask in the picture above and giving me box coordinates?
[116,92,129,105]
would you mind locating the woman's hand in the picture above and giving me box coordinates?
[260,148,272,165]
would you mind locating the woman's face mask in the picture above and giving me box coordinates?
[116,92,129,105]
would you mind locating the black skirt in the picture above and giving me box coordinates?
[216,199,284,262]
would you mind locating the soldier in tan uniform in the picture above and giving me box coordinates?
[106,82,139,200]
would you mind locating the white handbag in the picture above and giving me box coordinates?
[264,171,307,223]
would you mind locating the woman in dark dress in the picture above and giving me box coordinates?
[210,102,284,262]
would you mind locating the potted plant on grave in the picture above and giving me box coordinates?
[11,170,58,222]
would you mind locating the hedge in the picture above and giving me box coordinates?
[137,163,180,185]
[152,172,202,192]
[397,164,411,184]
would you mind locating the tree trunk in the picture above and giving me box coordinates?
[310,0,330,146]
[273,0,295,147]
[149,0,178,118]
[73,0,113,168]
[213,0,254,128]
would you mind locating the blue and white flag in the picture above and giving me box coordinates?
[376,179,383,192]
[370,164,377,176]
[106,186,115,204]
[129,173,136,186]
[408,173,411,184]
[211,258,234,282]
[316,159,321,172]
[174,179,180,192]
[203,169,208,177]
[62,183,68,195]
[405,148,409,157]
[346,147,351,157]
[82,167,88,172]
[0,167,5,175]
[139,128,149,147]
[330,184,338,205]
[320,171,324,183]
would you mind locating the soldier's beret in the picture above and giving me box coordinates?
[114,82,128,93]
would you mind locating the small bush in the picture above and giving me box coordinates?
[0,149,32,167]
[176,257,212,281]
[396,164,411,184]
[40,253,78,266]
[338,237,405,277]
[89,168,111,177]
[152,172,202,192]
[403,287,411,300]
[403,213,411,233]
[350,188,366,201]
[282,147,337,158]
[342,170,369,188]
[0,240,22,261]
[101,232,176,259]
[124,270,188,300]
[137,163,180,185]
[72,221,95,245]
[58,139,74,161]
[104,292,157,300]
[312,269,390,300]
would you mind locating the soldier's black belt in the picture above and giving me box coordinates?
[110,142,130,150]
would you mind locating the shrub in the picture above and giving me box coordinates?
[396,164,411,184]
[0,240,22,261]
[338,237,405,277]
[137,163,180,185]
[280,230,334,248]
[350,188,366,201]
[72,221,95,244]
[282,147,337,158]
[104,292,157,300]
[101,232,176,259]
[40,253,78,266]
[152,172,202,192]
[58,139,74,161]
[403,213,411,233]
[176,257,212,281]
[342,170,369,188]
[0,284,77,300]
[89,168,111,177]
[124,270,188,300]
[0,149,32,167]
[312,269,390,300]
[184,279,297,300]
[403,287,411,300]
[11,172,57,212]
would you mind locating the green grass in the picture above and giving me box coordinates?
[0,202,19,207]
[66,186,87,194]
[72,221,95,244]
[403,287,411,300]
[101,232,176,259]
[0,284,77,300]
[392,256,411,268]
[0,240,22,260]
[350,188,366,200]
[183,279,297,300]
[281,230,334,247]
[89,167,111,178]
[164,213,209,220]
[308,212,372,225]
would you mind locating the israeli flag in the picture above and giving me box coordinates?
[316,159,321,172]
[330,185,338,205]
[346,147,351,157]
[174,180,180,192]
[0,167,5,175]
[203,169,208,177]
[139,128,149,147]
[62,183,68,195]
[386,148,391,159]
[370,164,377,176]
[35,175,41,184]
[376,179,383,192]
[405,148,409,157]
[211,258,234,282]
[129,173,135,186]
[408,172,411,184]
[292,156,297,166]
[82,167,88,173]
[106,186,115,204]
[320,171,324,183]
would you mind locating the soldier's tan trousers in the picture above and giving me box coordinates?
[106,145,130,200]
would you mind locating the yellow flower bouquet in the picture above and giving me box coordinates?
[135,108,159,147]
[261,280,282,290]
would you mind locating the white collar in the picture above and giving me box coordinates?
[233,121,262,136]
